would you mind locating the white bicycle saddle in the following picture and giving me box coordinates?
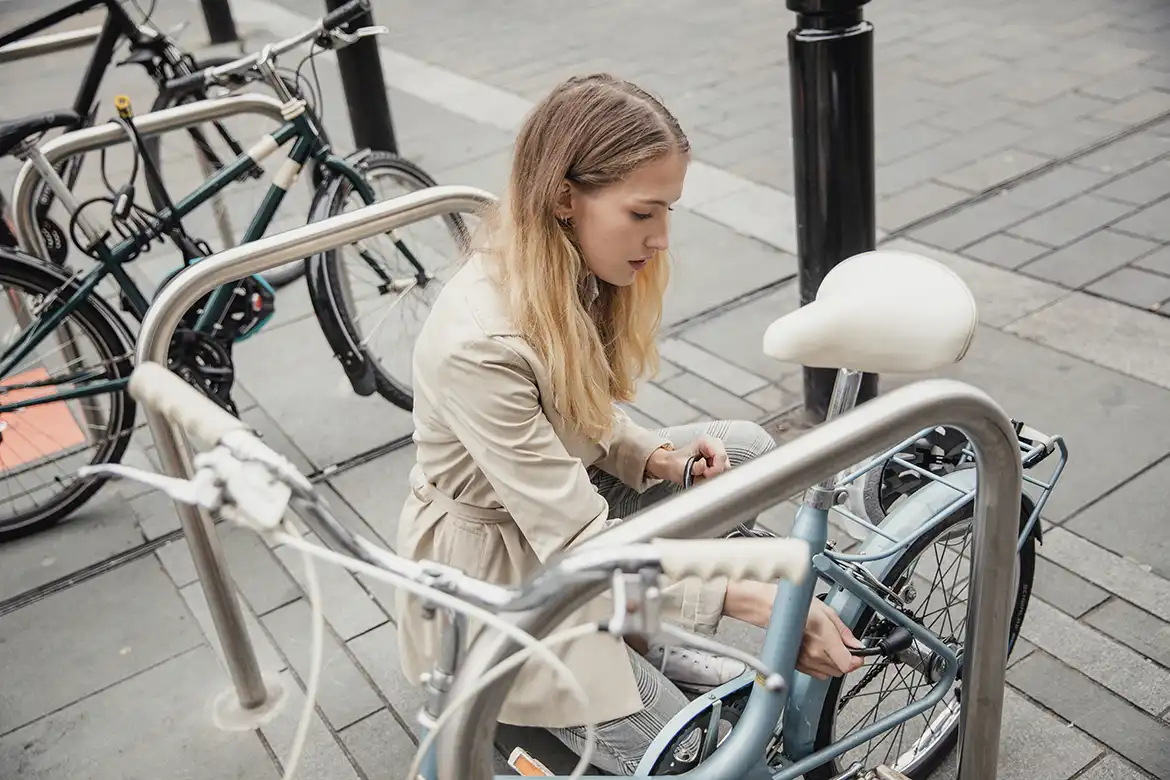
[762,249,978,374]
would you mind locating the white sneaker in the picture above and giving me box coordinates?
[644,644,748,693]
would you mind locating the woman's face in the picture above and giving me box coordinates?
[560,151,688,287]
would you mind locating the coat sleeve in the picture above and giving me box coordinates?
[593,404,673,492]
[437,336,612,561]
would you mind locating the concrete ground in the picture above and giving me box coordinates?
[0,0,1168,778]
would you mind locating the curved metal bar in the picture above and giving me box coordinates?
[12,94,290,259]
[0,26,102,63]
[440,379,1022,780]
[134,184,494,714]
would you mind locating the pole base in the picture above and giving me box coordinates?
[211,672,288,731]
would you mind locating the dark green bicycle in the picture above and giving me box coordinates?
[0,0,468,539]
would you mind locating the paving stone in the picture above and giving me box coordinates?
[233,316,415,468]
[1112,196,1170,241]
[327,445,418,550]
[881,238,1067,328]
[261,599,384,731]
[658,338,769,396]
[684,180,800,258]
[347,622,429,737]
[658,372,766,423]
[1094,90,1170,125]
[179,581,287,679]
[1017,229,1162,287]
[0,488,144,602]
[744,380,802,417]
[1017,119,1127,159]
[936,149,1051,193]
[1008,195,1135,248]
[260,669,361,780]
[1019,599,1170,714]
[1013,92,1115,129]
[963,233,1052,270]
[0,557,202,729]
[909,194,1034,251]
[876,180,971,230]
[219,523,303,616]
[874,122,951,165]
[1006,291,1170,390]
[1088,267,1170,310]
[678,284,801,383]
[1005,68,1099,103]
[156,537,199,588]
[1031,558,1109,617]
[339,709,419,780]
[621,403,665,431]
[1084,599,1170,669]
[1064,455,1170,577]
[1038,528,1170,623]
[1073,132,1170,175]
[630,380,704,426]
[0,647,277,780]
[998,164,1113,211]
[1093,158,1170,204]
[1074,754,1151,780]
[1133,245,1170,275]
[653,359,684,384]
[662,206,799,325]
[273,532,389,640]
[1008,652,1170,778]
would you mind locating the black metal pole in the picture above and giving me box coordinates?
[788,0,878,422]
[199,0,239,44]
[325,0,398,154]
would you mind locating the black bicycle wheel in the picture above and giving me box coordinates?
[806,487,1035,779]
[142,55,326,289]
[0,252,136,539]
[319,151,470,410]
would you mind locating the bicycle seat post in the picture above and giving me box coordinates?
[802,367,863,506]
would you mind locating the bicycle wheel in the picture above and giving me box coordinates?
[0,252,136,539]
[142,55,325,289]
[318,151,470,410]
[806,486,1035,779]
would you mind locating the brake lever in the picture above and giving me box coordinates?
[321,24,390,48]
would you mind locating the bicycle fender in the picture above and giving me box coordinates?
[303,170,378,397]
[0,246,136,357]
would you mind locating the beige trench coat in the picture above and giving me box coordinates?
[394,254,729,728]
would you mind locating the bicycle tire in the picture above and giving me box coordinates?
[319,150,470,410]
[806,486,1035,779]
[141,55,323,289]
[0,252,137,540]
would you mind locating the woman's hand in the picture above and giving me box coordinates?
[646,437,731,486]
[797,599,865,680]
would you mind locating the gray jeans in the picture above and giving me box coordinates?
[547,419,777,775]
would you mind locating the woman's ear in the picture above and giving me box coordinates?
[553,179,574,222]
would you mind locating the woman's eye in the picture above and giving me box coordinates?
[632,211,652,221]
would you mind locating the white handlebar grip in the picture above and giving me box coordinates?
[652,538,811,583]
[128,362,252,447]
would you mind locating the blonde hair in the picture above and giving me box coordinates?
[475,74,689,440]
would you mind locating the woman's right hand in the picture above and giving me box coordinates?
[797,598,865,679]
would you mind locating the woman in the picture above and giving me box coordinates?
[395,73,862,774]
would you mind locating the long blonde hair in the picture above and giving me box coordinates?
[475,74,689,441]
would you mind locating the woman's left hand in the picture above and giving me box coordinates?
[647,437,731,486]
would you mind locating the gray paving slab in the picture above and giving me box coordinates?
[233,315,415,467]
[1089,267,1170,310]
[273,532,389,640]
[1031,558,1110,618]
[629,381,704,427]
[1017,229,1162,288]
[1019,599,1170,715]
[0,647,277,780]
[261,599,384,730]
[1094,157,1170,204]
[1064,455,1170,578]
[1132,245,1170,275]
[326,444,417,550]
[1039,528,1170,624]
[678,284,800,382]
[1075,755,1152,780]
[658,371,767,423]
[930,688,1102,780]
[1113,196,1170,242]
[259,669,362,780]
[0,488,143,602]
[964,233,1052,270]
[1006,290,1170,390]
[347,622,428,738]
[179,581,288,679]
[339,709,419,780]
[1008,652,1170,779]
[658,338,769,396]
[876,180,971,231]
[1008,195,1136,249]
[0,557,202,729]
[1083,599,1170,669]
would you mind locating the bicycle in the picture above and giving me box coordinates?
[0,0,468,539]
[82,248,1067,780]
[0,0,317,287]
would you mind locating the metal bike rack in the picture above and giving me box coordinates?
[442,380,1023,780]
[0,26,103,64]
[133,185,496,721]
[11,93,292,262]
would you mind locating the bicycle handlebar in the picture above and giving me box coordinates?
[163,0,372,93]
[129,362,252,447]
